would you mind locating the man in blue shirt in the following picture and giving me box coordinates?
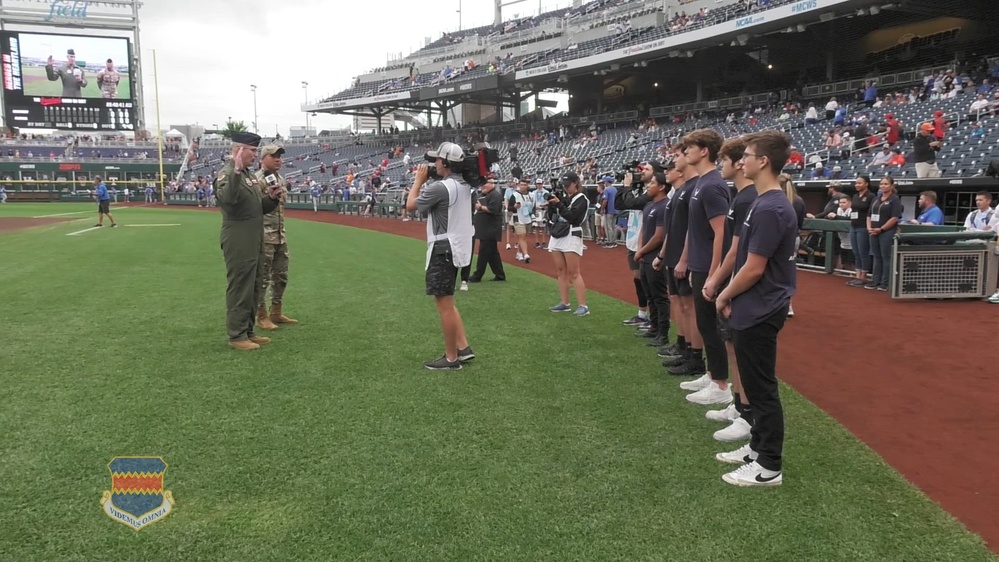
[600,176,618,247]
[93,176,117,227]
[908,190,944,225]
[310,184,322,213]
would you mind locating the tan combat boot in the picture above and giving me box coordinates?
[229,339,260,351]
[257,305,279,331]
[270,302,298,325]
[249,335,271,345]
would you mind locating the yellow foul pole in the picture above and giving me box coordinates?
[153,49,165,204]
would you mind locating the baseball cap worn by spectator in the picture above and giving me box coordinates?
[601,176,614,184]
[260,145,285,158]
[645,159,668,174]
[920,123,934,133]
[425,142,464,163]
[560,171,580,186]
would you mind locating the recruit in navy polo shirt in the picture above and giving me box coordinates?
[663,179,698,268]
[640,196,669,250]
[724,184,757,256]
[730,189,798,331]
[687,169,732,273]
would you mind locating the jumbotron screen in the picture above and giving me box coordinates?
[0,31,136,131]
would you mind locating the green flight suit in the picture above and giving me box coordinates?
[216,161,278,341]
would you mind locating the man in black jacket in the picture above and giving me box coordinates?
[469,178,506,282]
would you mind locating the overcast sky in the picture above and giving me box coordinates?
[135,0,576,136]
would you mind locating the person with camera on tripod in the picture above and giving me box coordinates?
[405,142,476,370]
[546,172,590,316]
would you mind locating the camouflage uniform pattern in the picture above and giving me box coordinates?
[255,169,291,306]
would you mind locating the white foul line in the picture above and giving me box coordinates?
[34,210,92,218]
[124,223,181,227]
[66,226,102,236]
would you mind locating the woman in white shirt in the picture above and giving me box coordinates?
[805,103,819,124]
[825,97,839,120]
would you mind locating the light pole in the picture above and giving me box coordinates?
[457,0,462,30]
[301,81,309,131]
[250,84,258,133]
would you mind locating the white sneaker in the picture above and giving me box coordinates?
[516,252,524,261]
[787,304,794,318]
[679,373,711,391]
[505,243,512,250]
[989,291,999,303]
[706,403,740,423]
[713,417,752,442]
[686,381,734,405]
[722,461,782,487]
[459,281,468,292]
[715,443,757,465]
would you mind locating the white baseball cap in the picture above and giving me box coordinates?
[425,142,465,163]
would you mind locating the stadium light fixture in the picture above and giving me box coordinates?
[250,84,258,134]
[302,81,310,130]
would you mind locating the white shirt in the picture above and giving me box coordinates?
[825,100,838,111]
[806,107,818,120]
[965,208,995,231]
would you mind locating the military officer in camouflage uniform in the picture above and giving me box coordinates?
[254,145,298,330]
[216,132,282,351]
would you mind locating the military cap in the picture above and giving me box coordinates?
[260,145,285,158]
[67,49,75,56]
[231,132,262,147]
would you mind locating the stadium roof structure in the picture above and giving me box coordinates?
[302,0,989,123]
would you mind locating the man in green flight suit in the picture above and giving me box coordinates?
[254,145,298,331]
[216,132,282,351]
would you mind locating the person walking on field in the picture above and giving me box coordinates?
[93,176,117,228]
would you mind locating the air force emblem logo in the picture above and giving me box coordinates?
[100,457,175,531]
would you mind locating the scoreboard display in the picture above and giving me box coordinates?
[0,31,136,131]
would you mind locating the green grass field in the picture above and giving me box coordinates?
[22,66,132,99]
[1,203,995,561]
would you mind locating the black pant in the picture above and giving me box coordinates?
[690,271,728,381]
[640,261,670,340]
[732,305,789,472]
[472,238,505,280]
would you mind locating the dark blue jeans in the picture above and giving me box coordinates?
[870,229,895,288]
[849,227,871,272]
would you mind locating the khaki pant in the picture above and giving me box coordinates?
[915,162,940,178]
[258,243,290,306]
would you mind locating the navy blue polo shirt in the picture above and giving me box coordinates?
[663,179,697,268]
[730,189,798,331]
[724,184,757,255]
[687,169,732,273]
[640,196,668,249]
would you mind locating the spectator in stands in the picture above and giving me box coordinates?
[805,103,819,125]
[885,113,902,146]
[867,176,901,291]
[907,191,944,225]
[847,175,875,287]
[887,148,906,167]
[932,110,948,140]
[867,145,892,169]
[810,162,828,179]
[546,171,589,317]
[970,121,986,139]
[913,123,942,178]
[969,94,990,121]
[784,147,803,172]
[828,165,846,180]
[825,97,838,120]
[964,192,994,231]
[864,81,878,108]
[824,129,842,155]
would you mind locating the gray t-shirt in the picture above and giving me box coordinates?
[416,177,467,254]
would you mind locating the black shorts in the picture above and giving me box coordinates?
[98,200,110,214]
[627,250,640,272]
[666,267,693,297]
[426,252,458,297]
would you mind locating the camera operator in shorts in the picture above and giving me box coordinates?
[532,178,550,249]
[546,172,590,316]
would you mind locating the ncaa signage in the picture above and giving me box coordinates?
[792,0,818,13]
[736,15,764,28]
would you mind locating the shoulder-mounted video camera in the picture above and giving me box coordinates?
[426,142,500,188]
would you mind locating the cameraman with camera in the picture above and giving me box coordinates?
[615,160,669,338]
[546,172,590,316]
[405,142,476,370]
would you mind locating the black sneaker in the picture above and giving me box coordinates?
[111,223,118,228]
[635,330,659,339]
[646,336,667,347]
[424,355,462,370]
[657,343,683,358]
[94,224,102,227]
[668,357,707,376]
[662,354,687,368]
[864,283,879,290]
[457,346,475,362]
[489,276,506,282]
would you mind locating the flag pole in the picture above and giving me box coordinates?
[153,49,165,204]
